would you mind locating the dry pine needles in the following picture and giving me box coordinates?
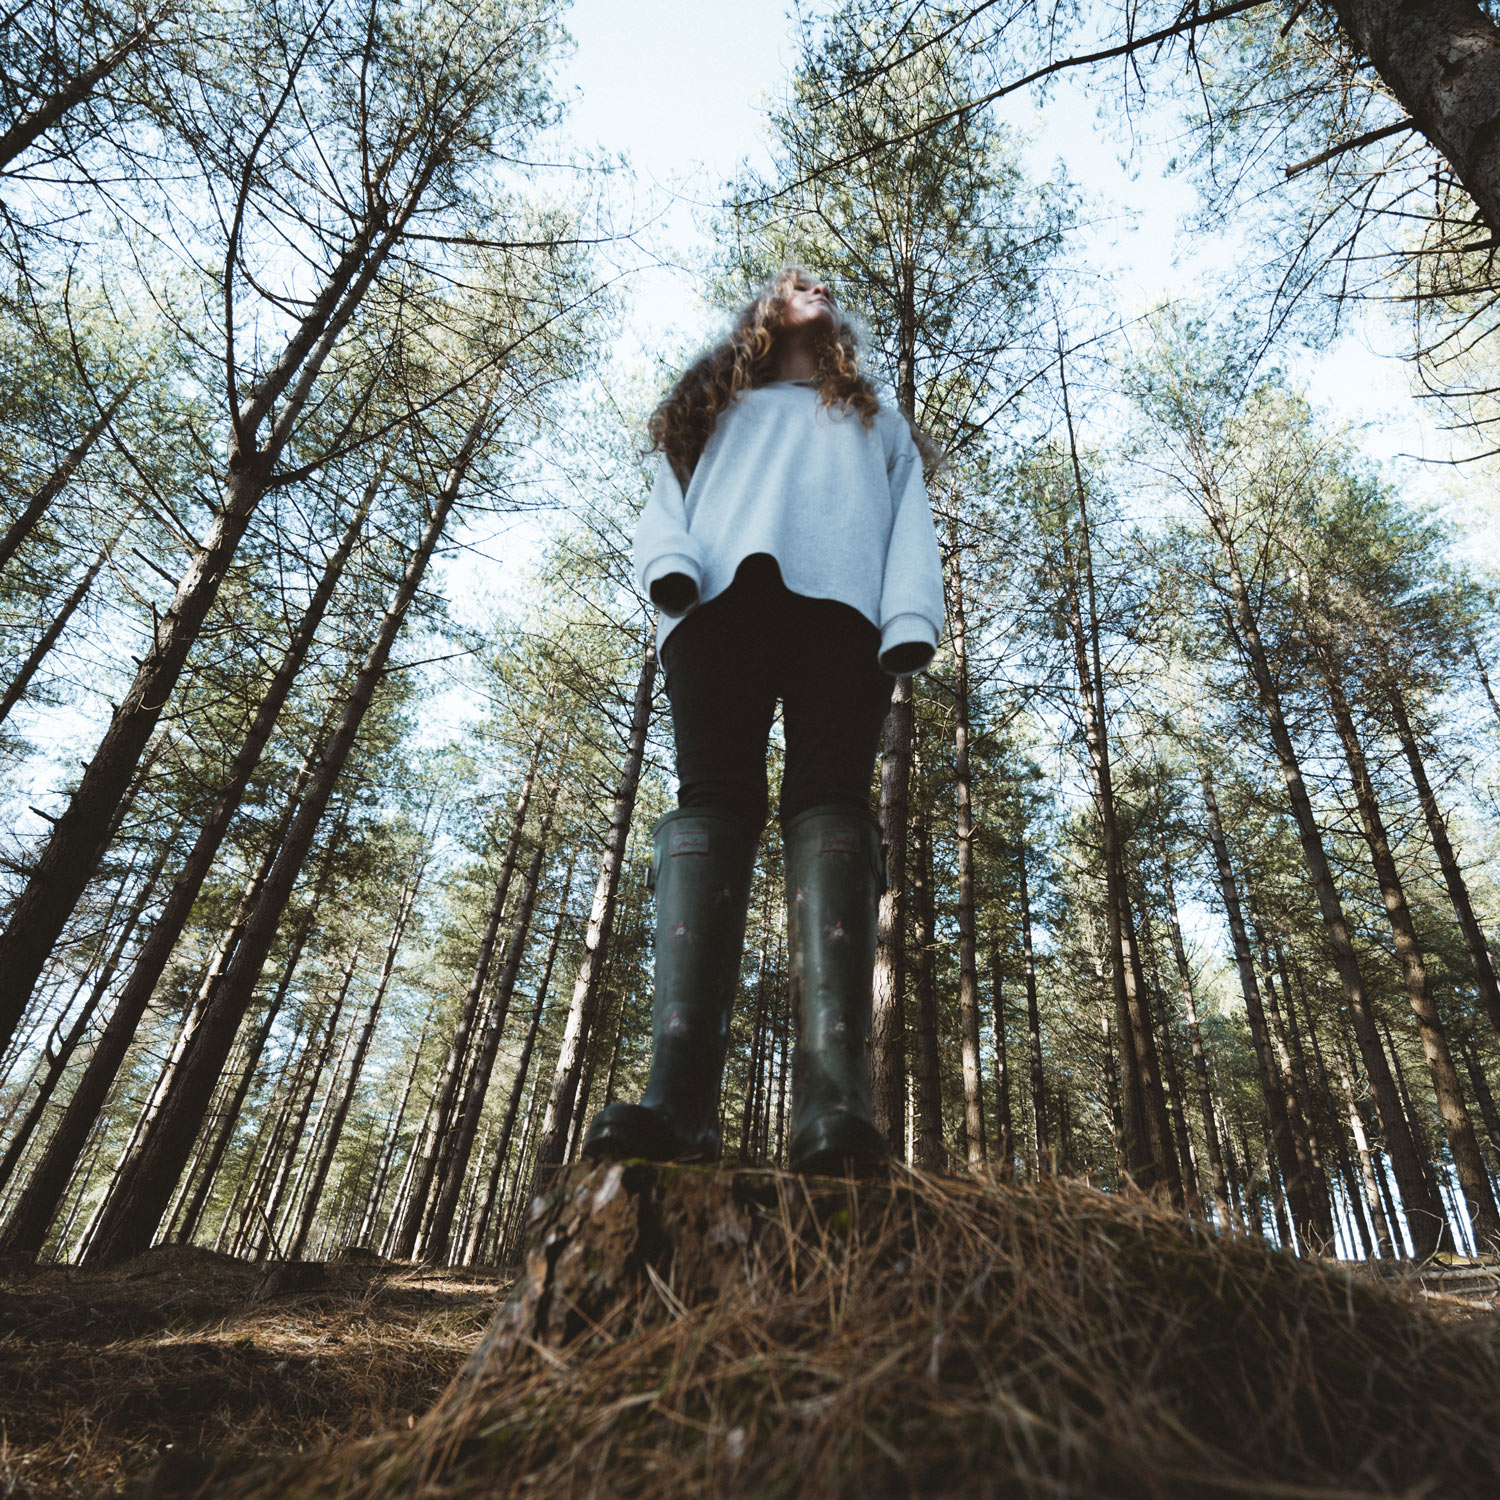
[222,1165,1500,1500]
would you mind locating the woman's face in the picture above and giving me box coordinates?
[777,274,836,338]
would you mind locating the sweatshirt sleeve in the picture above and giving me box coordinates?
[633,454,705,616]
[877,435,945,674]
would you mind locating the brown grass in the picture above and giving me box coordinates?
[0,1244,504,1497]
[218,1167,1500,1500]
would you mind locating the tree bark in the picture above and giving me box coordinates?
[465,854,575,1264]
[1,488,367,1245]
[1055,371,1177,1198]
[1159,844,1228,1222]
[910,810,945,1169]
[354,1001,435,1251]
[1201,494,1443,1257]
[0,511,135,730]
[0,154,432,1051]
[252,956,359,1260]
[1018,840,1048,1178]
[1138,905,1202,1214]
[169,821,335,1245]
[0,748,322,1259]
[740,876,775,1163]
[530,634,657,1184]
[1469,636,1500,727]
[1327,0,1500,236]
[390,709,550,1258]
[871,674,913,1151]
[990,944,1013,1181]
[423,784,557,1262]
[1199,770,1320,1249]
[0,13,161,171]
[1251,917,1333,1244]
[0,812,177,1196]
[1386,682,1500,1042]
[947,541,985,1168]
[286,859,424,1260]
[81,399,490,1265]
[0,383,136,576]
[1320,661,1500,1248]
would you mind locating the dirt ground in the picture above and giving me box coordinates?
[0,1245,507,1498]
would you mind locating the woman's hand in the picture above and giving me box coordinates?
[650,571,698,615]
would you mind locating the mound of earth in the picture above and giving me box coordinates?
[217,1165,1500,1499]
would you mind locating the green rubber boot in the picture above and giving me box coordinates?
[582,806,759,1163]
[784,804,891,1177]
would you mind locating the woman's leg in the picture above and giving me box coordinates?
[777,594,894,1174]
[663,568,780,827]
[777,594,892,822]
[582,568,776,1162]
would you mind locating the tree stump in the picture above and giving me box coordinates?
[464,1160,865,1375]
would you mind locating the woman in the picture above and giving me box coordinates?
[582,268,945,1175]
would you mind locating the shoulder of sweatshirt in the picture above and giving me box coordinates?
[716,384,915,461]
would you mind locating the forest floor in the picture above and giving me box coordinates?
[0,1245,507,1498]
[3,1176,1500,1499]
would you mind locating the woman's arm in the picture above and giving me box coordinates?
[877,438,945,674]
[634,455,705,615]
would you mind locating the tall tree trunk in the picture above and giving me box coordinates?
[0,511,137,729]
[286,860,424,1261]
[947,541,985,1168]
[1326,0,1500,237]
[530,634,657,1185]
[276,974,363,1252]
[1056,363,1177,1198]
[212,1008,311,1255]
[168,820,337,1246]
[1138,905,1201,1214]
[1199,770,1320,1249]
[0,14,161,170]
[910,809,944,1169]
[1386,682,1500,1042]
[740,877,775,1163]
[0,383,136,575]
[1082,919,1127,1180]
[0,163,431,1050]
[4,490,367,1247]
[1382,1016,1454,1254]
[990,945,1013,1181]
[82,400,491,1266]
[1018,840,1048,1178]
[0,812,177,1196]
[391,710,549,1257]
[0,750,323,1259]
[1319,660,1500,1249]
[1159,844,1228,1221]
[1469,636,1500,727]
[1201,490,1444,1257]
[354,1002,435,1251]
[1252,918,1333,1244]
[871,675,912,1150]
[464,854,575,1264]
[423,785,557,1262]
[252,963,357,1260]
[1460,1033,1500,1164]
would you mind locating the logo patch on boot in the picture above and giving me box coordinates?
[819,830,858,855]
[670,830,710,856]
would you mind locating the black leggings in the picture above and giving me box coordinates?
[660,555,894,829]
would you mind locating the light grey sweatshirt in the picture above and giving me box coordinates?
[633,381,946,674]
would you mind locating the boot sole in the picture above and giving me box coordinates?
[788,1116,890,1178]
[581,1102,717,1164]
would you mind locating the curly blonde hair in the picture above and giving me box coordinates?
[647,267,883,486]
